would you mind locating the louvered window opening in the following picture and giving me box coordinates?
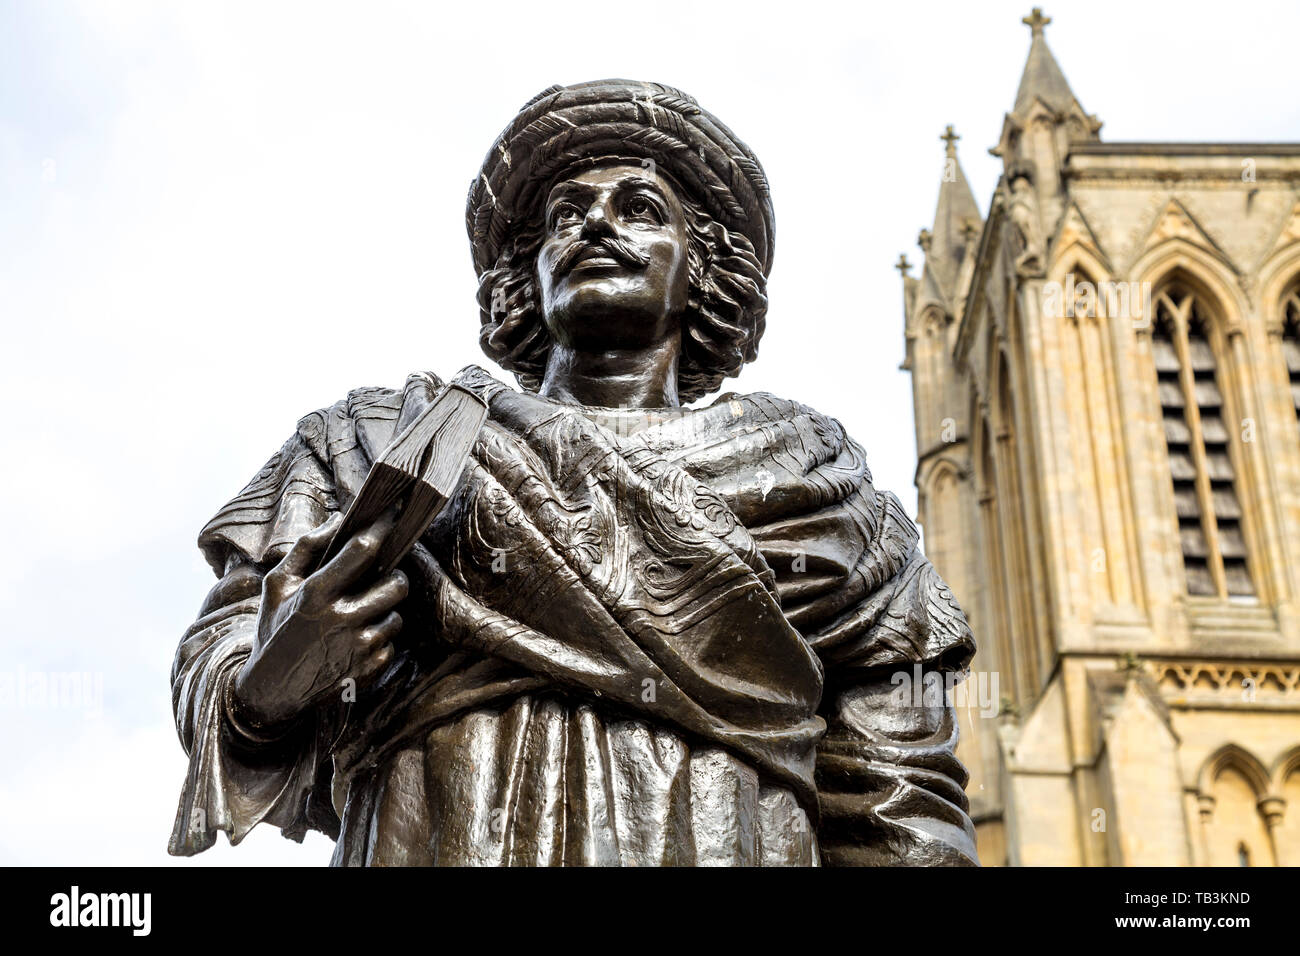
[1152,288,1253,597]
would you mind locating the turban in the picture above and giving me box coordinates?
[465,79,776,278]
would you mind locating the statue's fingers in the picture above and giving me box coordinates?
[278,513,342,578]
[352,640,394,684]
[357,610,403,651]
[340,570,408,623]
[316,513,396,590]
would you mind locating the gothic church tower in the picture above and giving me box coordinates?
[902,8,1300,866]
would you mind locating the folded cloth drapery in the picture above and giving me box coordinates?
[169,367,977,865]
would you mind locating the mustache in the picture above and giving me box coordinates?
[551,235,651,278]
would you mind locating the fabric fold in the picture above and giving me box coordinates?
[171,367,976,865]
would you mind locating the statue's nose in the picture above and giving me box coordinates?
[581,199,616,239]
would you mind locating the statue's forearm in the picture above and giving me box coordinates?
[171,584,259,753]
[814,669,979,867]
[168,561,328,855]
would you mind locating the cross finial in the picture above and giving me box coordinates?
[1022,7,1051,37]
[940,125,959,157]
[895,253,912,278]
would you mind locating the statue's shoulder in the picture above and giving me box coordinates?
[198,374,437,575]
[714,389,852,449]
[291,372,441,456]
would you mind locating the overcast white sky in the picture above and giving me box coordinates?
[2,0,1297,866]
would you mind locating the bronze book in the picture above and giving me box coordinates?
[318,383,488,578]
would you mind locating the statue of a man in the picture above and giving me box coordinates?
[169,80,978,866]
[1007,165,1045,277]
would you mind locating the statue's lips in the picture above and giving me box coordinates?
[565,254,626,277]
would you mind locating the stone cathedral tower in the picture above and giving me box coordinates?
[901,8,1300,866]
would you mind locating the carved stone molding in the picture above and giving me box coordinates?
[1146,660,1300,708]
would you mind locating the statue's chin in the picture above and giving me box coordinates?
[543,303,677,355]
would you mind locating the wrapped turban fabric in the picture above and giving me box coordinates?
[169,368,978,866]
[466,79,776,279]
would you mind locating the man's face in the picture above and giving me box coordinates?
[536,163,690,353]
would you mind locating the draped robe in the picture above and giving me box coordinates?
[169,367,978,866]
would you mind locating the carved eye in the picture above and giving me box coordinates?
[549,202,582,230]
[624,196,661,223]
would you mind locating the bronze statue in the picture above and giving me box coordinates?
[169,80,979,866]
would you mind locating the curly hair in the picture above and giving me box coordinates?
[475,195,768,404]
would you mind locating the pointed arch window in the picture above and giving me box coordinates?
[977,417,1017,709]
[995,359,1041,697]
[1151,285,1254,597]
[1280,283,1300,423]
[917,308,948,450]
[1198,748,1278,866]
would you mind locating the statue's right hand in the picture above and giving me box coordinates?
[232,512,408,729]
